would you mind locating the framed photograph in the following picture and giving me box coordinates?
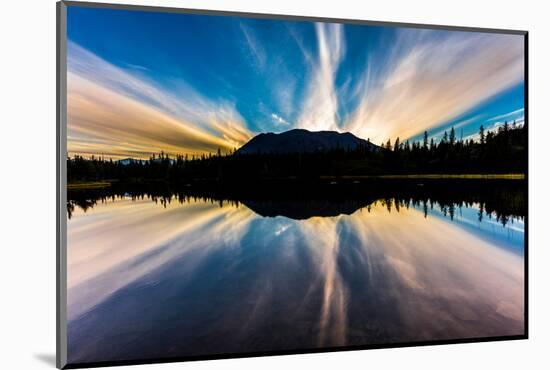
[57,1,528,368]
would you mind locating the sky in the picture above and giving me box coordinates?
[66,6,525,159]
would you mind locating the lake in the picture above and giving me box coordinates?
[66,180,525,364]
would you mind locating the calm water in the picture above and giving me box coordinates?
[66,184,525,364]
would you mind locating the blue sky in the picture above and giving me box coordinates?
[66,6,525,158]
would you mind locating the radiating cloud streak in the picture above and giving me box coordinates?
[463,110,525,142]
[240,22,267,70]
[67,42,252,158]
[429,115,483,141]
[297,23,345,132]
[289,26,523,144]
[488,108,524,122]
[345,30,524,143]
[67,20,524,156]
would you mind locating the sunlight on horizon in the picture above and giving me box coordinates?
[67,9,524,159]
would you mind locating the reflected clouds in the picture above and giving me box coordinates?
[346,204,523,334]
[68,195,523,361]
[68,198,255,320]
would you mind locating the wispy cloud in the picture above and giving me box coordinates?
[429,114,484,141]
[463,115,525,142]
[489,116,525,131]
[487,108,524,122]
[123,62,150,71]
[297,23,345,132]
[292,27,524,145]
[67,42,252,158]
[271,113,290,126]
[240,22,267,70]
[67,19,524,155]
[274,80,296,118]
[345,31,524,144]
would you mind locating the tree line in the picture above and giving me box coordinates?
[67,178,525,227]
[67,120,526,183]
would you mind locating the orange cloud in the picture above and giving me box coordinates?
[67,43,252,159]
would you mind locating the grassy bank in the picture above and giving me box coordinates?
[322,173,525,180]
[67,173,525,190]
[67,181,112,190]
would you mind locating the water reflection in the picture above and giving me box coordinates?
[66,183,525,364]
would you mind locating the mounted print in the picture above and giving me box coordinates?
[57,1,528,368]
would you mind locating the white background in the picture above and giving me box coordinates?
[1,0,549,369]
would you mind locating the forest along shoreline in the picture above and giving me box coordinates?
[67,122,527,189]
[67,177,526,227]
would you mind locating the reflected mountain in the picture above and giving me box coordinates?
[68,179,525,225]
[66,182,525,364]
[243,199,369,219]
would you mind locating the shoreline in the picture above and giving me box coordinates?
[67,174,525,190]
[323,174,525,180]
[67,181,112,190]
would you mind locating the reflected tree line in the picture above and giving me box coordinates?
[67,179,525,227]
[67,122,526,183]
[67,190,243,219]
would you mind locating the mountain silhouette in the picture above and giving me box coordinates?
[235,128,379,154]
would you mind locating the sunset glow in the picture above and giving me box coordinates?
[67,7,524,158]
